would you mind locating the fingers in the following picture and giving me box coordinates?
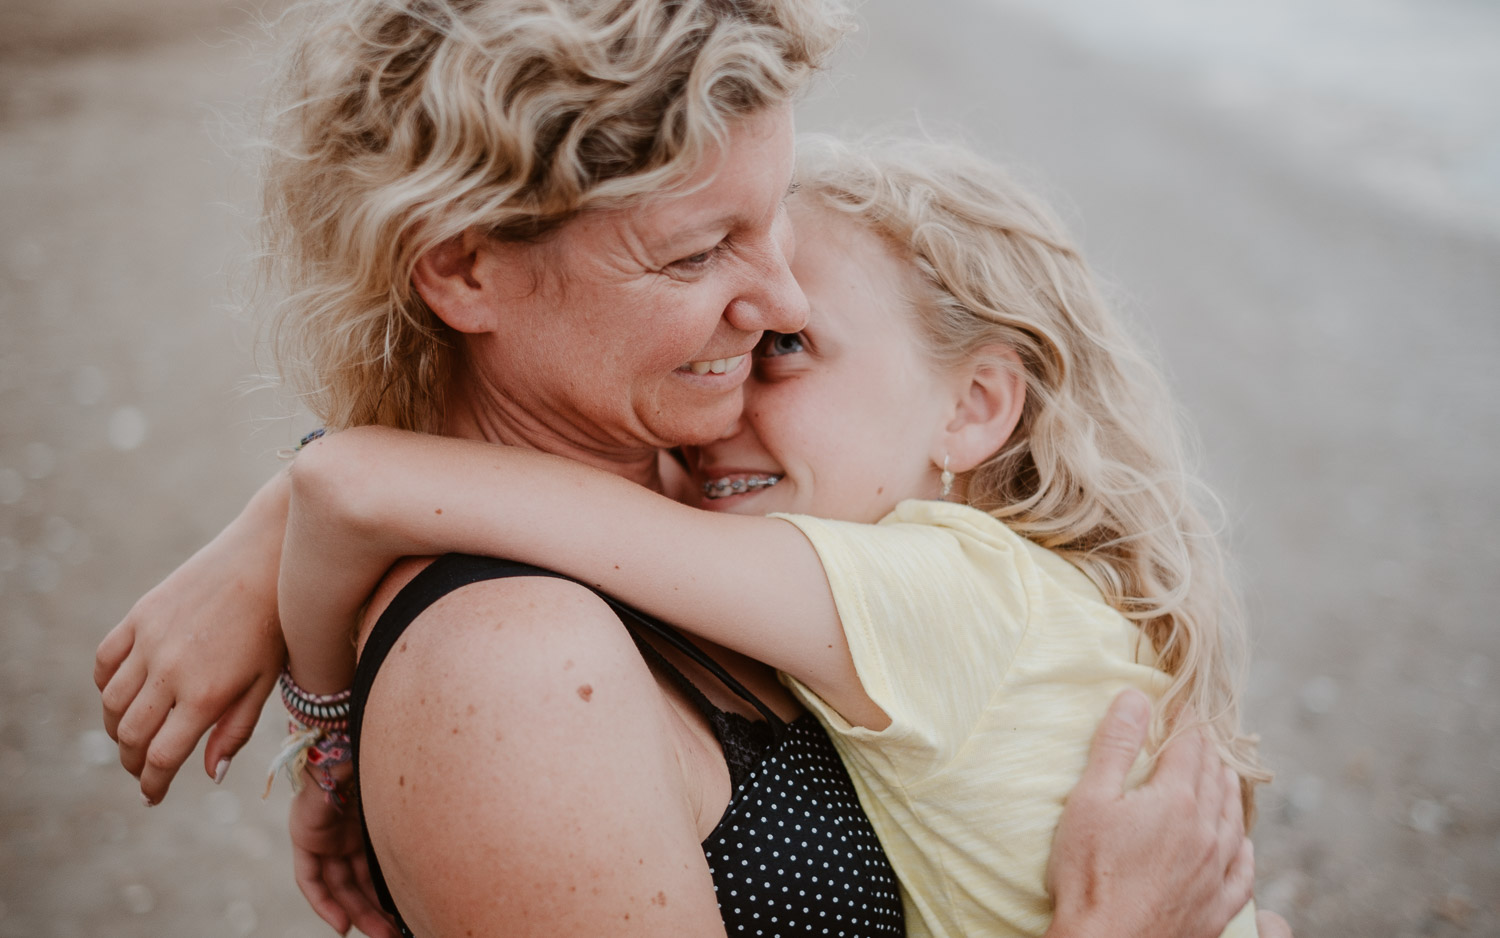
[294,847,352,936]
[114,682,174,784]
[94,620,135,691]
[1192,731,1225,828]
[204,681,275,783]
[326,855,398,938]
[1152,723,1208,795]
[1216,766,1245,867]
[1256,910,1294,938]
[99,656,149,743]
[1222,836,1255,922]
[138,706,216,803]
[1078,689,1151,796]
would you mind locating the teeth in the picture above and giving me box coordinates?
[682,354,746,376]
[701,474,782,500]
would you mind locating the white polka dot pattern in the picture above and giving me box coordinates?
[703,715,905,937]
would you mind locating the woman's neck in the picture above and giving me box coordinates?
[442,374,668,494]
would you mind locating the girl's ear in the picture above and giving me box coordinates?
[941,345,1026,474]
[412,230,534,335]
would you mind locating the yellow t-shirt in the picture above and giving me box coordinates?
[773,500,1256,938]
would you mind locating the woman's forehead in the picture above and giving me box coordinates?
[600,107,796,238]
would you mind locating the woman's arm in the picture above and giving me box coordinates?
[95,469,292,803]
[280,427,879,722]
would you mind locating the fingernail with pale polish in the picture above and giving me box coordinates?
[214,758,231,784]
[142,794,157,808]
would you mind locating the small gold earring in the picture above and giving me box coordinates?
[940,455,954,498]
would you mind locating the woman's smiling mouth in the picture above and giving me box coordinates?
[677,353,748,376]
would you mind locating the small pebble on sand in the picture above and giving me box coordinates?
[225,899,257,936]
[121,883,155,915]
[78,730,116,767]
[1409,798,1450,835]
[107,406,148,452]
[1299,675,1339,715]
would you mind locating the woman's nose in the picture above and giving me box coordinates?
[725,208,808,334]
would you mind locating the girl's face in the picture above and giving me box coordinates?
[684,202,958,523]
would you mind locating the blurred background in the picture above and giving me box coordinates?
[2,0,1496,935]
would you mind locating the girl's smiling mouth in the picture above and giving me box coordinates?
[701,472,783,499]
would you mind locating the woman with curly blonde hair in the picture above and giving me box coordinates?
[94,0,1279,935]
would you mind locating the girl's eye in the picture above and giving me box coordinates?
[760,331,805,358]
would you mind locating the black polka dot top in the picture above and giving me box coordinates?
[350,554,904,938]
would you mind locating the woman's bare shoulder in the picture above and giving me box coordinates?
[351,558,728,936]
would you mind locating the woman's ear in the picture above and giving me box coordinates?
[412,230,533,335]
[941,345,1026,474]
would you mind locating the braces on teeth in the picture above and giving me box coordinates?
[702,475,782,499]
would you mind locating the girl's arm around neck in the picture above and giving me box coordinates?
[279,426,886,728]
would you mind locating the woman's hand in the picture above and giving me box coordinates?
[94,471,291,803]
[289,782,399,938]
[1044,689,1258,938]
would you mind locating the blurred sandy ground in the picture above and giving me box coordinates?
[1,0,1496,936]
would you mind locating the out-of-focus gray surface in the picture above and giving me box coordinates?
[1,1,1496,936]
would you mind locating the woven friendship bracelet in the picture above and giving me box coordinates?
[278,666,351,730]
[265,716,354,807]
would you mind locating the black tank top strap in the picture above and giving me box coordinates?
[352,553,783,731]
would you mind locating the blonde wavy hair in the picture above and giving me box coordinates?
[260,0,850,432]
[797,135,1270,815]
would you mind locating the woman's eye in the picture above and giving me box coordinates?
[759,331,805,358]
[672,243,723,270]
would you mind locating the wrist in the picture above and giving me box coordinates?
[266,666,355,808]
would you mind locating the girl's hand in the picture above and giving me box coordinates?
[93,471,290,804]
[1045,690,1257,938]
[289,782,399,938]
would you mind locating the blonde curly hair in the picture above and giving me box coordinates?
[796,134,1271,815]
[261,0,850,432]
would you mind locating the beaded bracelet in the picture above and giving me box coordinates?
[278,666,351,730]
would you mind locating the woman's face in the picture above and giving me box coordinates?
[684,202,958,524]
[456,106,806,458]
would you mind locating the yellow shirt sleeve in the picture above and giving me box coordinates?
[771,502,1040,778]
